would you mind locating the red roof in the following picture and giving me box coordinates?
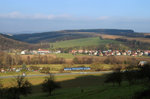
[38,49,49,51]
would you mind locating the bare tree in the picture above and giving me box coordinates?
[105,68,122,86]
[42,74,61,96]
[6,75,32,99]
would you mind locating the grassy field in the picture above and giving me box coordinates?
[0,64,93,76]
[1,55,150,76]
[51,53,86,59]
[21,83,144,99]
[1,73,146,99]
[51,37,124,48]
[50,34,150,49]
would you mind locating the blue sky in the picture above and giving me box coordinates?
[0,0,150,33]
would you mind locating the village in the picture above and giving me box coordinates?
[20,48,150,57]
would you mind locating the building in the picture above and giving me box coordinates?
[38,49,50,54]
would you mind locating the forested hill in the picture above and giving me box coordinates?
[11,31,94,43]
[0,33,49,50]
[0,33,31,50]
[63,29,144,37]
[11,29,145,44]
[63,29,134,34]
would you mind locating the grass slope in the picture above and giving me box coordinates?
[51,37,125,49]
[19,74,145,99]
[21,84,144,99]
[1,73,146,99]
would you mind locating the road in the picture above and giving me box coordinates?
[0,71,112,79]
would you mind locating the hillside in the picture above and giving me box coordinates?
[0,34,49,50]
[1,29,150,50]
[11,31,94,43]
[63,29,145,37]
[11,29,145,44]
[51,37,129,50]
[0,34,32,50]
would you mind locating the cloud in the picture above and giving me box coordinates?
[0,12,150,32]
[97,16,110,20]
[0,12,71,20]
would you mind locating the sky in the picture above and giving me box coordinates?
[0,0,150,33]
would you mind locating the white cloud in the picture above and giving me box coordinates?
[97,16,110,20]
[0,12,71,20]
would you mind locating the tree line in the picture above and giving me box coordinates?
[0,52,65,68]
[105,63,150,99]
[115,38,150,50]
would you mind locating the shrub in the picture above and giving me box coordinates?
[40,67,50,74]
[29,66,39,71]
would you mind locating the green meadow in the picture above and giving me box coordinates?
[51,37,125,49]
[1,73,146,99]
[18,74,145,99]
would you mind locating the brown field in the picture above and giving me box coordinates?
[99,34,123,39]
[124,37,150,43]
[21,54,56,60]
[144,33,150,36]
[96,34,150,43]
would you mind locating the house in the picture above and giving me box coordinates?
[144,51,149,55]
[84,50,89,54]
[21,50,26,55]
[122,52,127,56]
[38,49,50,54]
[111,52,114,56]
[99,52,103,56]
[71,50,77,54]
[116,52,121,56]
[138,52,144,56]
[78,50,84,54]
[0,69,5,73]
[55,50,61,54]
[139,61,148,66]
[94,51,98,56]
[32,50,38,54]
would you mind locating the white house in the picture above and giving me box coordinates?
[21,50,26,55]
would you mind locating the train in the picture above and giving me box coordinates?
[64,67,91,71]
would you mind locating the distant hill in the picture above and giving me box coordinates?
[10,29,146,44]
[11,31,94,43]
[63,29,145,37]
[0,33,49,50]
[1,29,149,50]
[0,33,32,50]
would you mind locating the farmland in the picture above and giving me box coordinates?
[51,37,125,49]
[99,34,150,43]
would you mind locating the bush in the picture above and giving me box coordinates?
[90,63,104,71]
[40,67,50,74]
[29,66,39,71]
[21,64,28,72]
